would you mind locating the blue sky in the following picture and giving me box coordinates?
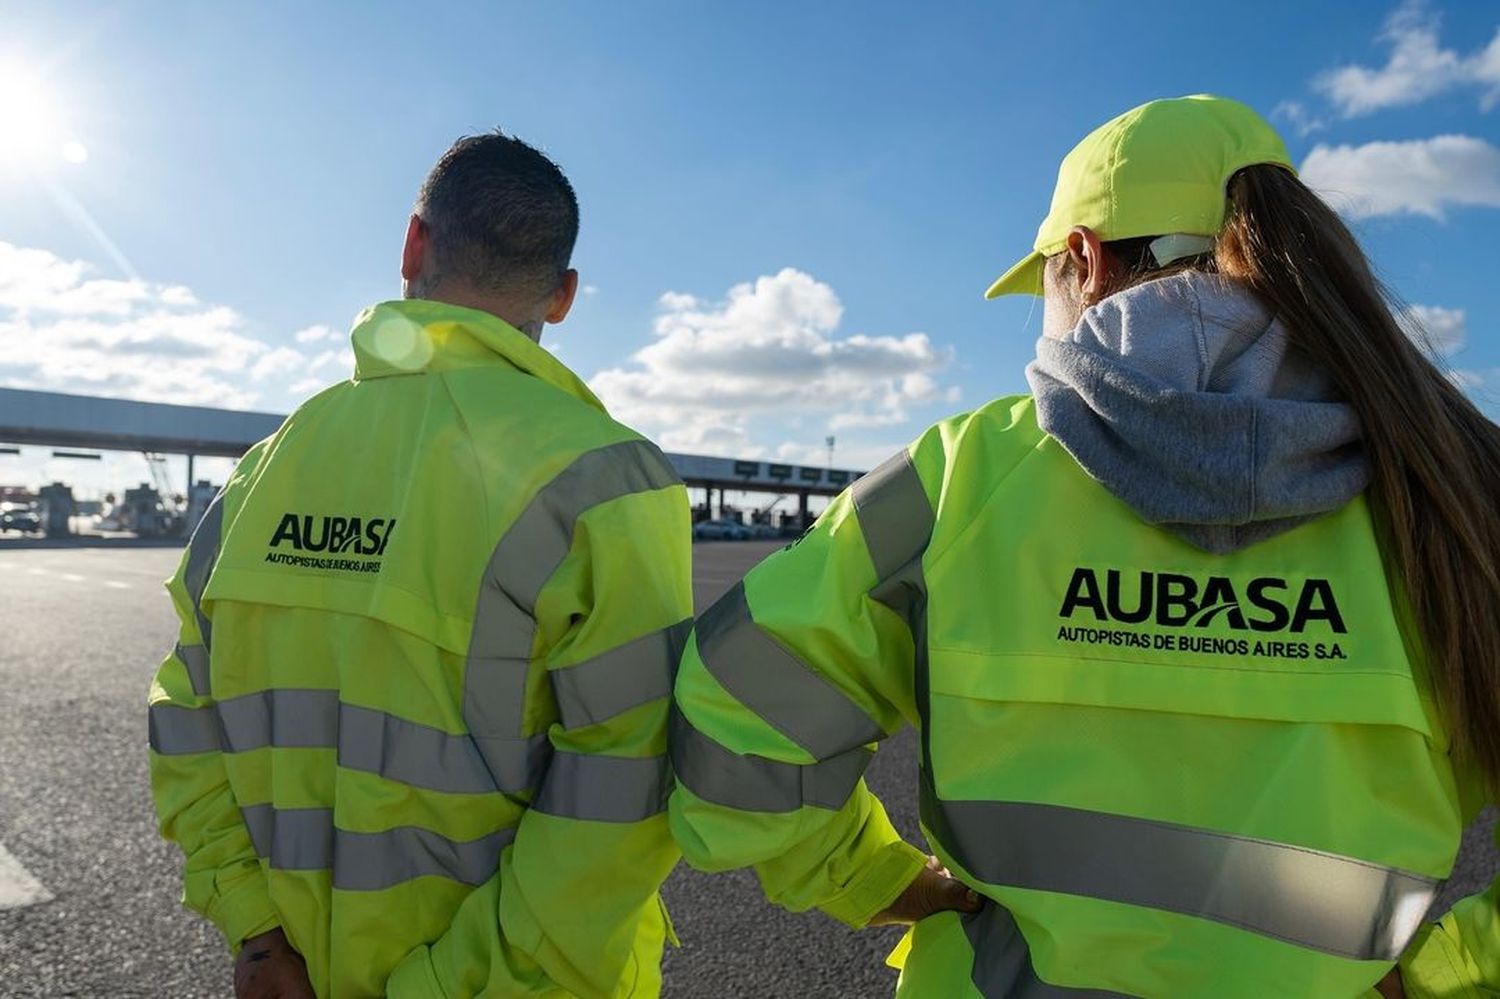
[0,0,1497,496]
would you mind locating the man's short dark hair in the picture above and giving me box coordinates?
[415,131,579,300]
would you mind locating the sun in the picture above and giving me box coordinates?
[0,61,87,167]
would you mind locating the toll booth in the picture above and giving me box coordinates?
[184,480,220,537]
[121,483,181,538]
[36,482,74,537]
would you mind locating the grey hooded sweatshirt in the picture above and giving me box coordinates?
[1025,271,1369,554]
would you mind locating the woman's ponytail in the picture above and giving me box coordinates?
[1215,165,1500,792]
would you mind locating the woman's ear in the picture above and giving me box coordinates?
[1067,226,1112,306]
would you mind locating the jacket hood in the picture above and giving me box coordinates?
[1025,271,1369,553]
[349,299,606,413]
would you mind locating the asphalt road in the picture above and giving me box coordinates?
[0,539,1494,998]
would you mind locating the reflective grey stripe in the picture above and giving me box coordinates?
[339,703,532,795]
[696,582,883,760]
[533,752,671,822]
[670,707,872,813]
[158,688,546,794]
[671,453,934,814]
[240,804,514,890]
[550,620,689,730]
[182,493,224,652]
[930,795,1440,962]
[153,494,221,753]
[963,903,1124,997]
[337,823,514,891]
[466,440,680,785]
[854,450,934,635]
[855,447,936,784]
[218,688,339,752]
[851,449,934,581]
[148,703,224,755]
[176,643,210,698]
[466,734,552,793]
[241,804,331,870]
[863,442,1109,994]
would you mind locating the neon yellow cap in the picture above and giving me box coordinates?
[984,94,1295,299]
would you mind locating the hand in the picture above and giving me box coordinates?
[234,928,316,999]
[869,855,984,926]
[1375,967,1405,999]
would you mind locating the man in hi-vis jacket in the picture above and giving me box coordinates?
[149,132,691,998]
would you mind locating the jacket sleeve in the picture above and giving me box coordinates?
[1399,826,1500,997]
[388,440,693,998]
[668,440,942,929]
[148,476,280,953]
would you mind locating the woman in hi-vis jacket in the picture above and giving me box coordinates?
[669,95,1500,997]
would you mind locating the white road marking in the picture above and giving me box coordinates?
[103,580,132,590]
[0,842,51,911]
[59,573,86,583]
[24,568,49,577]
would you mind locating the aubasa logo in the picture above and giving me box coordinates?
[269,513,396,556]
[1059,567,1347,634]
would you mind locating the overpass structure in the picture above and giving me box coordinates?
[0,387,864,523]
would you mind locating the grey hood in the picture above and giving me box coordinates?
[1025,271,1368,554]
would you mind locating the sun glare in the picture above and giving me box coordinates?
[0,62,87,168]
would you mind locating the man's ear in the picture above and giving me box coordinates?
[401,215,428,283]
[1065,226,1112,306]
[544,269,580,325]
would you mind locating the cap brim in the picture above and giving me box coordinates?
[983,250,1045,299]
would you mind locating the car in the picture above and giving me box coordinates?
[0,503,41,534]
[692,519,751,541]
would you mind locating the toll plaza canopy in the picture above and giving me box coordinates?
[0,387,864,497]
[0,388,286,458]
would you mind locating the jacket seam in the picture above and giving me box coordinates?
[919,411,1053,576]
[436,371,495,544]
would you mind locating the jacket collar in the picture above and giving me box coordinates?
[348,299,605,413]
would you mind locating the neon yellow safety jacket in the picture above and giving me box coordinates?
[149,300,692,998]
[669,394,1495,997]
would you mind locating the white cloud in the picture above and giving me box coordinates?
[1402,304,1467,356]
[1272,100,1327,137]
[1300,135,1500,218]
[0,240,339,410]
[0,242,145,316]
[581,284,599,297]
[768,438,906,474]
[294,324,337,344]
[589,268,954,455]
[160,286,197,307]
[1315,2,1500,117]
[287,348,355,395]
[250,345,310,382]
[657,291,697,311]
